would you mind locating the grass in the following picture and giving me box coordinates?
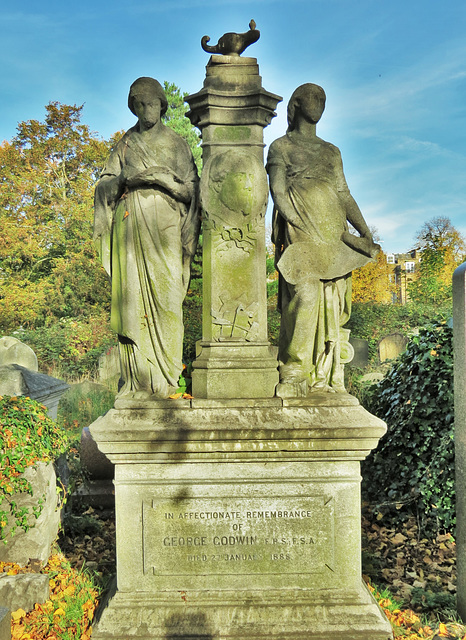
[57,383,115,439]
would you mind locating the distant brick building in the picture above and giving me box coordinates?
[386,248,423,304]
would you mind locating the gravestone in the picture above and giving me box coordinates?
[349,337,369,369]
[0,336,38,371]
[97,346,120,391]
[0,341,69,420]
[90,24,391,640]
[378,333,408,363]
[453,262,466,621]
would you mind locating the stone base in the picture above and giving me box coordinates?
[191,341,279,398]
[90,395,390,640]
[0,573,49,613]
[94,582,391,639]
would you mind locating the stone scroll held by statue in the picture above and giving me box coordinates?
[94,77,199,399]
[267,83,380,397]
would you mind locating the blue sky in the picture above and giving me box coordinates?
[2,0,466,253]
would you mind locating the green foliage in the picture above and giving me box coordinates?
[0,396,68,541]
[183,235,203,363]
[162,81,202,173]
[58,383,115,436]
[409,586,456,618]
[266,256,275,276]
[19,314,116,379]
[361,322,454,535]
[346,300,452,362]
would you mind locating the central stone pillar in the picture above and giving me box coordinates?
[186,55,281,398]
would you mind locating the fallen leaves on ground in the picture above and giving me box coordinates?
[7,552,98,640]
[362,506,464,639]
[362,509,456,609]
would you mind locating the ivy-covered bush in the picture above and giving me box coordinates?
[0,396,68,541]
[361,321,454,536]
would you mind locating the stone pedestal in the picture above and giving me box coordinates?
[186,56,281,399]
[90,395,392,639]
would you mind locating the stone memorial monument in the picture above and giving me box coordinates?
[90,23,391,640]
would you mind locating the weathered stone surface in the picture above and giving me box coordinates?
[0,607,10,640]
[0,574,49,613]
[453,261,466,620]
[98,346,120,391]
[94,77,200,398]
[0,364,68,420]
[378,332,408,362]
[267,84,379,396]
[0,462,60,566]
[201,20,260,57]
[349,337,369,369]
[186,55,281,399]
[80,427,114,480]
[0,337,38,371]
[90,398,391,639]
[76,427,115,508]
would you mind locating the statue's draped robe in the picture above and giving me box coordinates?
[94,126,199,395]
[267,132,368,390]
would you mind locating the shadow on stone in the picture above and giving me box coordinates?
[164,611,213,640]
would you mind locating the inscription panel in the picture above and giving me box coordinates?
[142,496,334,576]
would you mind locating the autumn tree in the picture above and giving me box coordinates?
[408,216,466,305]
[0,103,115,332]
[352,249,395,303]
[351,227,394,303]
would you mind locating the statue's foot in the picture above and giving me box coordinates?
[310,381,336,393]
[276,378,308,398]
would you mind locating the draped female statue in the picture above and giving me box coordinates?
[267,83,379,395]
[94,77,199,398]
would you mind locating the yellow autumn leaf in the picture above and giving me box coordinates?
[11,608,26,622]
[438,622,450,636]
[169,392,183,399]
[53,607,66,617]
[63,584,75,596]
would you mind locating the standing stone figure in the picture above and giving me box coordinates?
[94,77,199,398]
[267,83,379,395]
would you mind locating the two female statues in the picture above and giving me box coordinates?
[94,78,377,398]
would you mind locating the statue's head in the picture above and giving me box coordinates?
[287,83,326,130]
[128,77,168,118]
